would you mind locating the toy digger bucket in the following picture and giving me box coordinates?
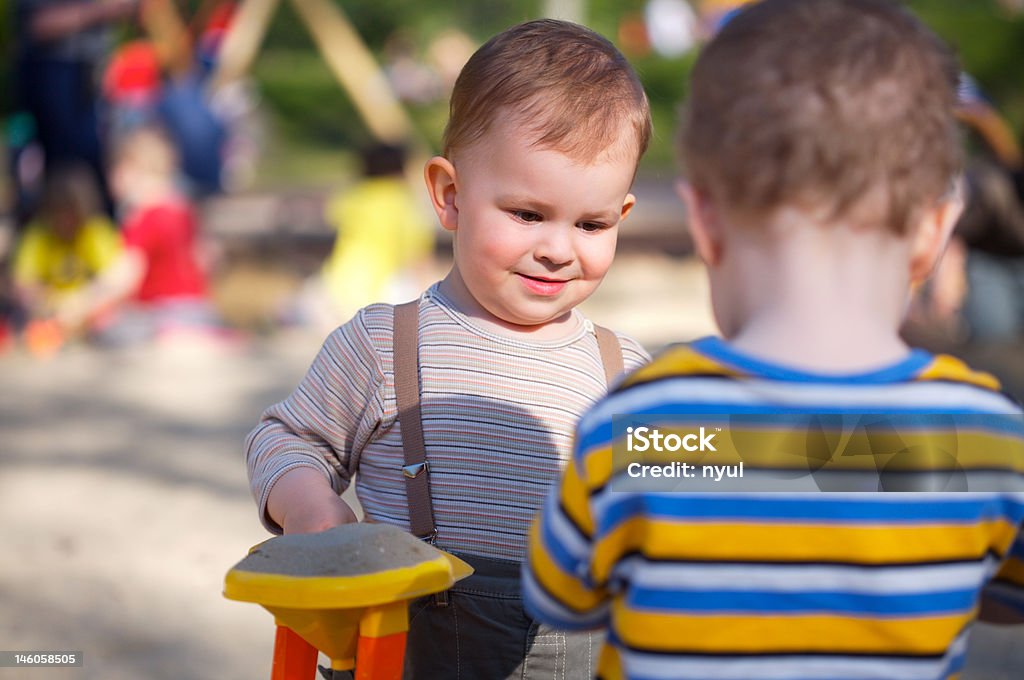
[224,524,473,680]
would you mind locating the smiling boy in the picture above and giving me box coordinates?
[246,19,652,679]
[424,117,633,338]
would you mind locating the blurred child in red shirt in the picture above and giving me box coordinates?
[99,125,217,344]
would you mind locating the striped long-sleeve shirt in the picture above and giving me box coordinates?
[246,284,649,561]
[524,337,1024,680]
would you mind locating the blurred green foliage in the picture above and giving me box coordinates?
[262,0,536,51]
[1,0,1022,184]
[247,0,1024,180]
[909,0,1024,135]
[250,0,543,184]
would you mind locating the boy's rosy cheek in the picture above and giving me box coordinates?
[474,240,508,263]
[476,232,524,262]
[586,239,618,275]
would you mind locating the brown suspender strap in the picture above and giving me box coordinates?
[594,324,624,387]
[394,306,624,545]
[393,301,438,542]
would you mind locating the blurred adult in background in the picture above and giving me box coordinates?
[950,75,1024,341]
[13,0,138,219]
[101,0,235,199]
[919,74,1024,343]
[102,39,165,140]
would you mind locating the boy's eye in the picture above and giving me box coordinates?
[510,210,543,223]
[578,222,607,233]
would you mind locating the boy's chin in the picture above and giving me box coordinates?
[498,310,569,329]
[488,303,577,332]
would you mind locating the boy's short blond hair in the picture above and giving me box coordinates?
[443,19,652,165]
[680,0,961,234]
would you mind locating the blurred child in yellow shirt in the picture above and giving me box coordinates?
[319,143,434,321]
[12,163,122,351]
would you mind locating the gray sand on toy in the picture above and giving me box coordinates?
[234,524,440,577]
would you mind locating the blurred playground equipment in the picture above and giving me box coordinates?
[224,523,472,680]
[210,0,421,148]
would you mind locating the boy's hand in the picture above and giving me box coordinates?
[267,467,358,534]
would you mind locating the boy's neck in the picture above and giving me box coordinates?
[719,214,914,373]
[727,315,911,374]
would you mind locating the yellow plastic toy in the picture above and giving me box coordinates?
[224,523,472,680]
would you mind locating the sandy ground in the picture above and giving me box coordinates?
[1,253,1021,679]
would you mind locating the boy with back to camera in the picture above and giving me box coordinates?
[525,1,1024,679]
[246,19,652,679]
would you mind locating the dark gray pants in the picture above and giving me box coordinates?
[402,553,600,680]
[321,553,600,680]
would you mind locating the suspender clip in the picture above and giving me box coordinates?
[402,462,428,478]
[420,527,445,607]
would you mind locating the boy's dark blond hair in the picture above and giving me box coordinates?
[680,0,961,234]
[444,19,651,165]
[41,163,103,225]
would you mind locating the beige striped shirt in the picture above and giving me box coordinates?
[246,284,649,561]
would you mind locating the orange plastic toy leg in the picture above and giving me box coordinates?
[354,631,407,680]
[271,625,319,680]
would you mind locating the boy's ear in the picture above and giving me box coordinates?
[676,179,723,266]
[424,156,459,232]
[620,193,637,223]
[909,187,965,283]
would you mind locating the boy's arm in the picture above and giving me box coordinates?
[246,311,387,534]
[523,453,610,630]
[54,249,145,332]
[265,467,358,534]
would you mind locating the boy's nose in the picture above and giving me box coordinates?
[533,225,575,266]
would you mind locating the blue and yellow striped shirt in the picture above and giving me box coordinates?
[524,337,1024,680]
